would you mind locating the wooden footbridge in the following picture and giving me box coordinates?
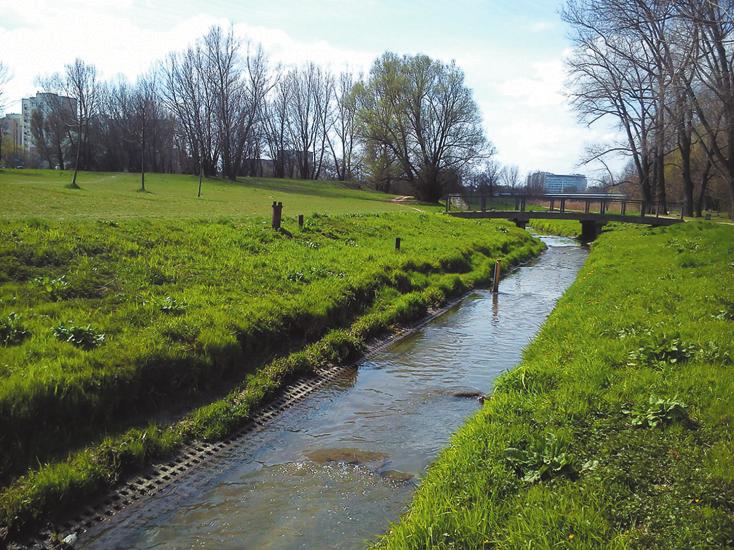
[445,193,684,240]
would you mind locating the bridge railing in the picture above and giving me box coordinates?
[445,192,685,220]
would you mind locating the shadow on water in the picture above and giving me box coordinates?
[80,235,588,550]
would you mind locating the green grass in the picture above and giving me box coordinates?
[0,209,544,541]
[377,222,734,549]
[0,169,435,220]
[529,219,583,238]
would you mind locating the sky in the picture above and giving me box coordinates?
[0,0,621,180]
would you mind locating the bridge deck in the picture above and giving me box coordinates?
[449,210,682,226]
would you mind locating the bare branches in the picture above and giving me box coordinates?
[564,0,734,217]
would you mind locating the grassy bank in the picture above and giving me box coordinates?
[0,169,431,220]
[378,222,734,548]
[0,212,543,541]
[529,219,583,238]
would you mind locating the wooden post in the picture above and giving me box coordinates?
[445,196,450,213]
[549,199,555,211]
[395,237,401,251]
[271,201,283,230]
[640,201,646,218]
[621,200,627,216]
[560,198,566,213]
[520,197,526,212]
[298,214,304,229]
[584,200,590,214]
[492,260,501,293]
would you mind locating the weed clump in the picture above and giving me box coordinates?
[53,322,106,350]
[504,433,577,483]
[0,313,29,346]
[624,396,690,428]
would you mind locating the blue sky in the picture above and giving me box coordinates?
[0,0,618,179]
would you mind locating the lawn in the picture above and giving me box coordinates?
[0,169,432,220]
[377,221,734,548]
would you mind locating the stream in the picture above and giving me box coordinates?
[79,234,587,549]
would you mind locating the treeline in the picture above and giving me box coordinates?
[564,0,734,217]
[2,27,490,202]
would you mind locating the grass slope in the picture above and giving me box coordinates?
[0,212,544,541]
[0,169,430,220]
[529,219,583,238]
[378,222,734,549]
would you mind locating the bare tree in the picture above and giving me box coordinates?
[57,59,100,187]
[564,0,734,217]
[286,63,332,180]
[263,72,294,178]
[327,70,360,180]
[678,0,734,218]
[563,1,659,208]
[501,164,520,189]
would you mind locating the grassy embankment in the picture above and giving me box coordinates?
[0,170,542,541]
[529,219,583,238]
[378,221,734,548]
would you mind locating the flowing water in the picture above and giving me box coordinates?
[80,234,587,550]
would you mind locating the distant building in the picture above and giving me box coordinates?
[526,171,588,193]
[21,92,77,154]
[0,113,23,166]
[1,113,22,147]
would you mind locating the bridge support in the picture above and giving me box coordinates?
[514,219,527,229]
[581,220,605,241]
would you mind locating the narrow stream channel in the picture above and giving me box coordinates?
[80,234,587,550]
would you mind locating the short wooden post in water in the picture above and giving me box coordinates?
[272,201,283,230]
[395,237,401,251]
[492,260,501,293]
[298,214,304,229]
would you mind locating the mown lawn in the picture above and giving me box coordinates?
[0,210,543,541]
[0,169,432,220]
[378,222,734,549]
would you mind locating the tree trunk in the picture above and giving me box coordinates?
[695,159,712,217]
[70,121,82,188]
[140,124,146,192]
[198,164,203,198]
[679,136,694,216]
